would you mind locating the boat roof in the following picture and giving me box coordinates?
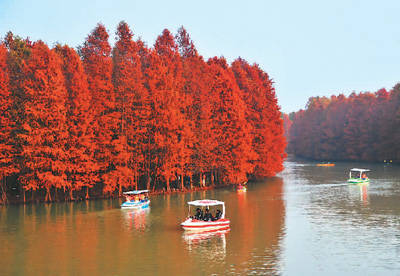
[350,168,370,172]
[123,190,149,195]
[188,199,224,206]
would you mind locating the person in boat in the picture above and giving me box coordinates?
[194,208,203,220]
[213,209,222,221]
[203,208,213,221]
[362,173,367,180]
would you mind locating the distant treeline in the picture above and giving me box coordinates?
[0,22,286,204]
[285,85,400,162]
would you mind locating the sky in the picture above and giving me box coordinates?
[1,0,399,113]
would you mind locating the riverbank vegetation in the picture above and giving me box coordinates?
[0,22,286,204]
[286,86,400,162]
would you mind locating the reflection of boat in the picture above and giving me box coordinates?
[347,168,370,184]
[121,190,150,209]
[183,228,230,243]
[183,228,228,260]
[317,162,335,167]
[181,200,230,231]
[348,183,369,205]
[122,207,150,230]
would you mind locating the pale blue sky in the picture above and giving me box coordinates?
[1,0,399,113]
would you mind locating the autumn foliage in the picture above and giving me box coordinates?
[287,86,400,162]
[0,22,285,203]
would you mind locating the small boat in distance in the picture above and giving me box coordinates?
[317,162,335,167]
[121,190,150,209]
[237,182,247,192]
[347,168,370,184]
[181,199,230,231]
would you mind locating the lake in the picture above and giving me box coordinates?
[1,157,399,275]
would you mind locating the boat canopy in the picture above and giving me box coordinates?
[188,199,224,206]
[350,168,370,173]
[123,190,149,195]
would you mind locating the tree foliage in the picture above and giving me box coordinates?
[0,22,285,203]
[287,87,400,162]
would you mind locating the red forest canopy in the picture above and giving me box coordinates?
[0,22,286,203]
[286,87,400,162]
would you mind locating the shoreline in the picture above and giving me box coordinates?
[0,183,232,206]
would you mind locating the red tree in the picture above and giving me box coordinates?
[232,59,285,177]
[80,24,116,196]
[54,44,96,200]
[0,44,18,203]
[19,41,68,202]
[207,57,255,184]
[112,21,148,194]
[150,29,186,191]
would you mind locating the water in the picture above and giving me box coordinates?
[1,157,400,275]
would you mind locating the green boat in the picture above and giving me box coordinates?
[347,168,370,184]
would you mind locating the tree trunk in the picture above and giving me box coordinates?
[45,186,52,202]
[152,177,156,192]
[181,174,184,191]
[85,186,89,199]
[69,188,74,201]
[211,171,214,186]
[166,176,170,192]
[189,174,193,190]
[0,177,7,204]
[146,174,151,191]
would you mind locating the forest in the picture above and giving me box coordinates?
[286,85,400,162]
[0,22,286,204]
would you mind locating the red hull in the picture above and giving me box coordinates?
[181,218,230,231]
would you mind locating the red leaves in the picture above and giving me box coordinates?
[289,88,400,162]
[0,23,286,202]
[19,41,68,194]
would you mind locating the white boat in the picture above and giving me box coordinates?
[347,168,370,184]
[237,182,247,192]
[181,199,230,231]
[121,190,150,209]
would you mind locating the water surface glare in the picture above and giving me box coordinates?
[1,157,400,275]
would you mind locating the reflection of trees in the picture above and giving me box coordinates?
[0,200,153,275]
[228,177,285,275]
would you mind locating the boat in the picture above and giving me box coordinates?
[181,199,230,231]
[120,190,150,209]
[237,182,247,192]
[347,168,370,184]
[317,162,335,167]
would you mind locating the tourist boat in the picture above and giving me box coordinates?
[181,199,230,231]
[347,168,370,184]
[120,190,150,209]
[317,162,335,167]
[237,182,247,192]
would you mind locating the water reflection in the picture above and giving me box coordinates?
[226,177,285,275]
[348,183,369,205]
[121,208,150,231]
[182,228,229,261]
[0,177,287,275]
